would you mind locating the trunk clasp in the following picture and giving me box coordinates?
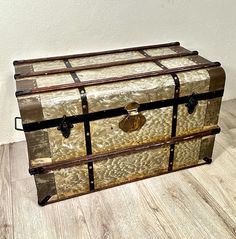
[119,102,146,132]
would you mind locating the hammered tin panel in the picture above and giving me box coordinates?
[85,74,175,113]
[47,123,86,163]
[160,56,197,68]
[69,51,144,67]
[93,146,170,189]
[90,107,173,154]
[32,60,66,72]
[143,47,176,56]
[173,138,202,170]
[54,164,89,199]
[76,62,162,82]
[16,73,74,88]
[177,100,208,136]
[177,69,210,97]
[40,89,83,120]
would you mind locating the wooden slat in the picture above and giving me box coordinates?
[13,41,180,65]
[16,62,221,97]
[0,144,13,239]
[14,51,198,79]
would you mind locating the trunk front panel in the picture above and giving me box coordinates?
[34,134,216,204]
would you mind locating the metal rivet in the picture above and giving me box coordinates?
[90,181,94,184]
[170,162,173,165]
[81,90,85,94]
[89,166,92,169]
[82,105,87,109]
[86,132,90,136]
[171,149,174,152]
[173,115,177,119]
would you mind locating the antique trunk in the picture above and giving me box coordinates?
[14,42,225,206]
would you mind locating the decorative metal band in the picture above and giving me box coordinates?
[15,62,221,97]
[22,89,224,132]
[14,42,180,65]
[169,74,180,171]
[64,59,95,191]
[139,50,180,171]
[28,126,221,175]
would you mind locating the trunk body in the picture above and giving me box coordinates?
[14,42,225,205]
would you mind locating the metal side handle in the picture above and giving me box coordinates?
[14,117,24,131]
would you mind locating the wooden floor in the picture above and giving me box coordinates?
[1,100,236,239]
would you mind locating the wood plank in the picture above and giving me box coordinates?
[218,99,236,131]
[140,171,236,238]
[0,144,13,239]
[79,184,173,239]
[9,141,30,181]
[216,128,236,159]
[11,177,91,239]
[188,141,236,223]
[9,141,91,239]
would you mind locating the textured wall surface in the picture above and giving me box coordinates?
[0,0,236,144]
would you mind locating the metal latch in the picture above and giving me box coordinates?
[57,115,73,138]
[119,102,146,132]
[185,93,198,114]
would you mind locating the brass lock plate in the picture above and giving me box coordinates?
[119,102,146,132]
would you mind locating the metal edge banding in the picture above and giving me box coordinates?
[139,50,180,172]
[13,42,180,65]
[64,59,95,191]
[22,90,224,132]
[29,127,221,175]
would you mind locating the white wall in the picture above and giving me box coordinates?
[0,0,236,144]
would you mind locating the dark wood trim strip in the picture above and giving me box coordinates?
[14,51,198,79]
[44,161,208,206]
[64,59,95,191]
[16,62,221,97]
[29,127,220,175]
[13,42,180,65]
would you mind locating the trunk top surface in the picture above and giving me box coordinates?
[14,42,225,124]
